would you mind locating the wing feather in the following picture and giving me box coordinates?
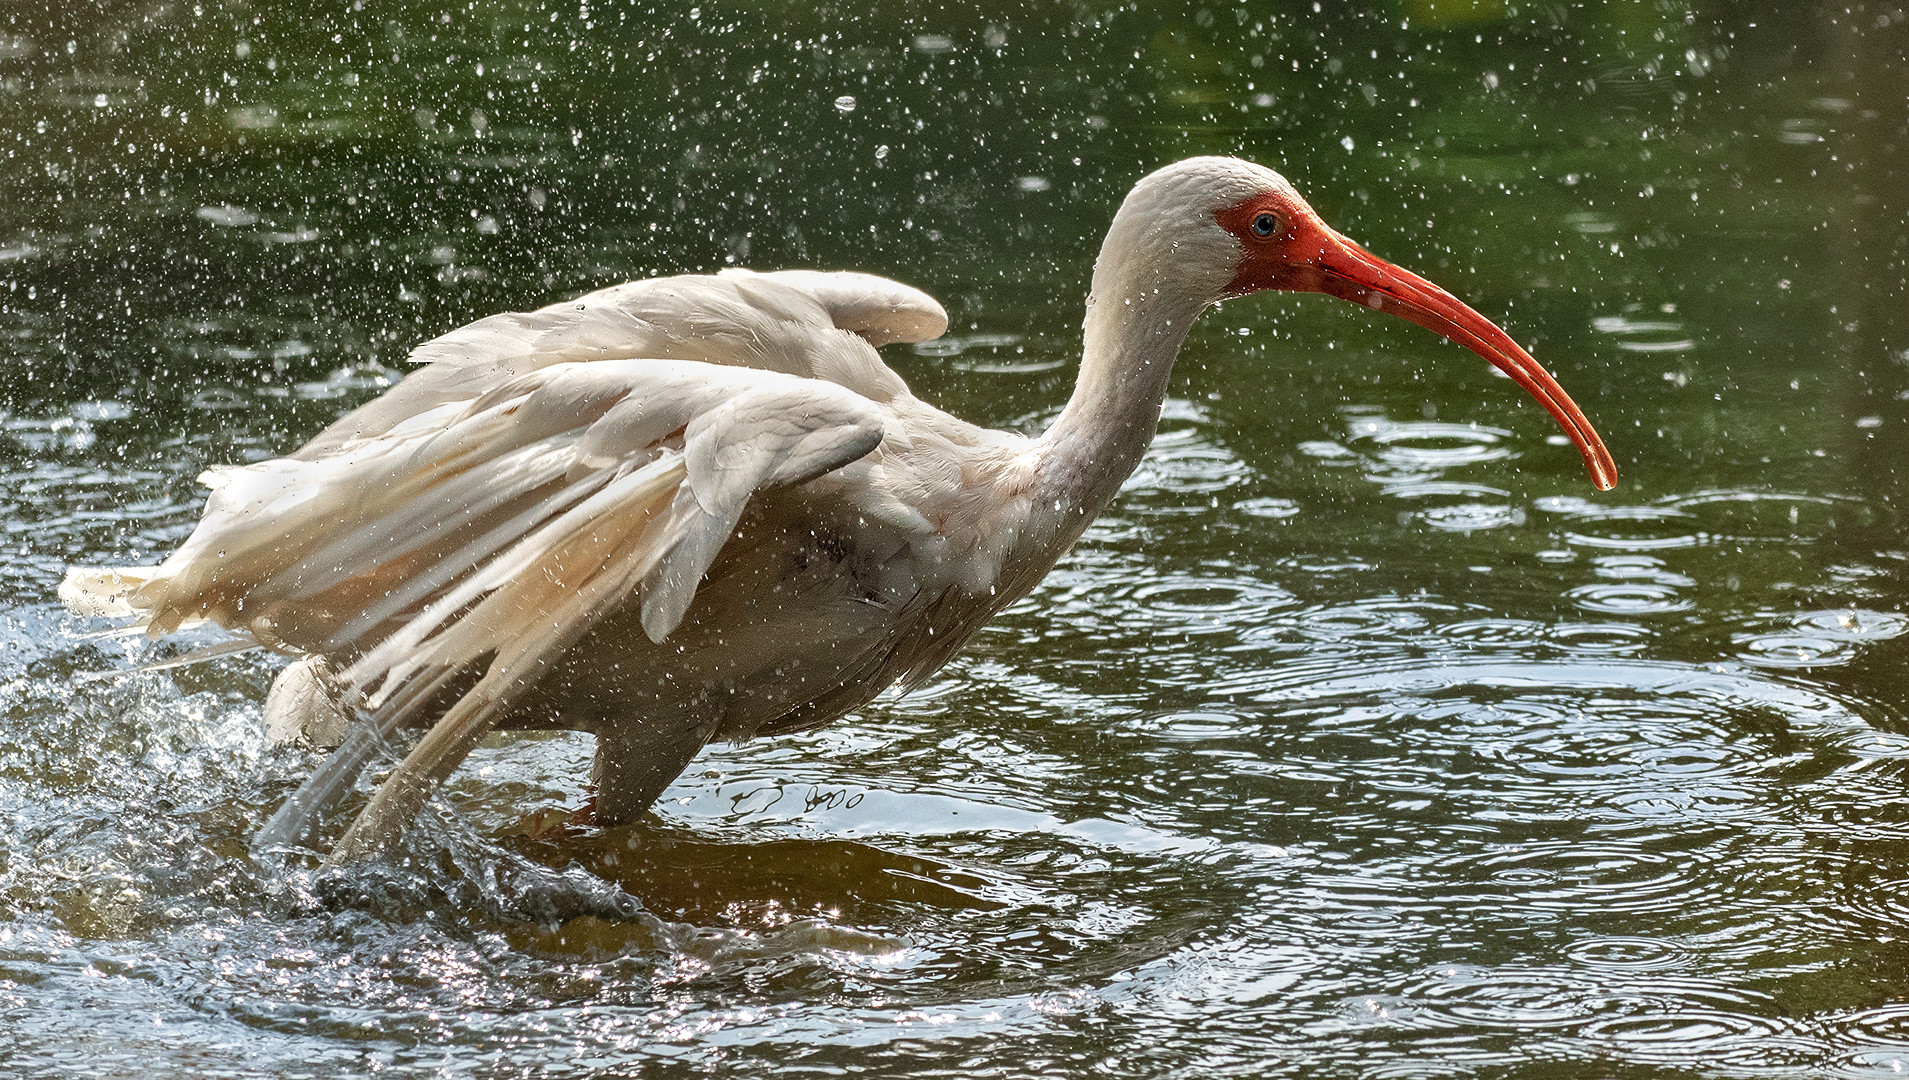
[68,268,961,861]
[233,360,887,860]
[297,270,941,457]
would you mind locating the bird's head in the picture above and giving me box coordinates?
[1106,157,1617,491]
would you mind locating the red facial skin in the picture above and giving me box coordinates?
[1217,191,1618,491]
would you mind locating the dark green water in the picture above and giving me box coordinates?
[3,0,1908,1075]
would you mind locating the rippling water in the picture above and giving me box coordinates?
[2,1,1908,1076]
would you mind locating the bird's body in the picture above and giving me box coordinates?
[63,158,1615,862]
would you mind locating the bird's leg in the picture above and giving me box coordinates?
[589,714,718,825]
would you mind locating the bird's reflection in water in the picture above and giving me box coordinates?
[508,816,1005,930]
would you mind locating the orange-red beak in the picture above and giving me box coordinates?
[1222,200,1617,491]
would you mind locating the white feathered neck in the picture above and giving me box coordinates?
[1037,157,1290,520]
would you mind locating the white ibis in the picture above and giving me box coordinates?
[62,157,1616,863]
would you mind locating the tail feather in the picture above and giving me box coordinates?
[59,566,159,620]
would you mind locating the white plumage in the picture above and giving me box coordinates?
[63,158,1614,863]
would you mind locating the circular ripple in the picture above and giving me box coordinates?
[1131,576,1297,616]
[1567,582,1693,615]
[1535,496,1700,551]
[913,332,1063,372]
[1626,740,1740,775]
[1563,935,1690,971]
[1534,496,1687,522]
[1590,553,1692,585]
[1419,503,1527,532]
[1295,599,1447,641]
[1580,1010,1783,1042]
[1440,618,1547,646]
[1126,432,1251,497]
[1602,782,1760,821]
[1794,609,1908,640]
[1334,908,1406,932]
[1245,657,1867,764]
[1137,711,1244,742]
[1577,1010,1814,1068]
[1488,867,1559,887]
[1736,632,1851,669]
[1670,488,1874,542]
[1350,420,1514,473]
[1232,496,1300,520]
[1453,843,1719,917]
[951,356,1068,373]
[1736,609,1907,669]
[1381,480,1510,500]
[1562,527,1699,552]
[1401,964,1620,1029]
[1547,621,1654,653]
[1297,438,1359,462]
[1398,961,1778,1046]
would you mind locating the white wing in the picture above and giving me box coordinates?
[297,269,946,458]
[60,269,965,861]
[115,359,882,860]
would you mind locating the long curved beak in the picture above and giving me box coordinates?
[1286,225,1618,491]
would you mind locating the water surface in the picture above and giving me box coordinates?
[2,1,1908,1076]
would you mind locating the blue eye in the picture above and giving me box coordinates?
[1251,213,1279,237]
